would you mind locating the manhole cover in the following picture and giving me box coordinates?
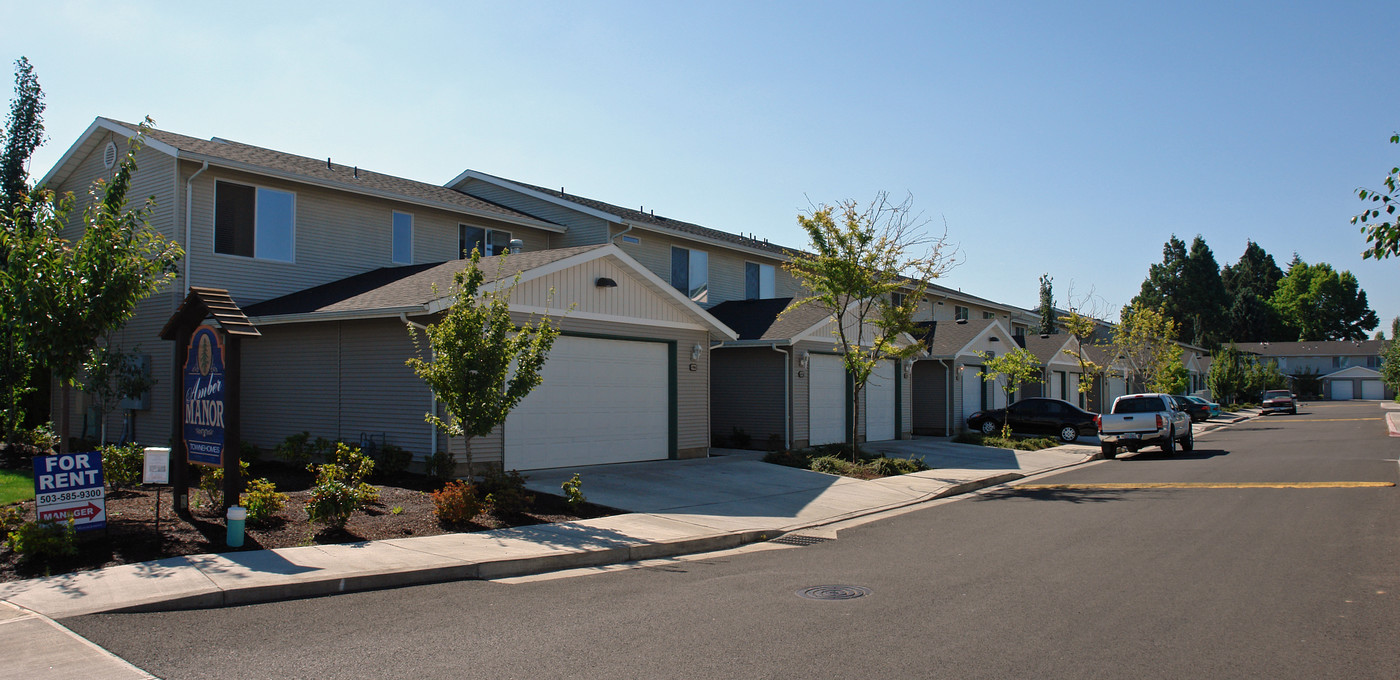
[796,585,871,601]
[771,534,832,547]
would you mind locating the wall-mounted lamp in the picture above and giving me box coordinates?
[798,350,810,369]
[595,277,617,288]
[691,343,703,361]
[902,357,915,378]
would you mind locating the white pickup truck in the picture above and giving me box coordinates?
[1096,393,1193,459]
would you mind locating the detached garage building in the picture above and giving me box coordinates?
[1321,366,1393,401]
[242,244,738,472]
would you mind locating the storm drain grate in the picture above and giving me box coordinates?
[797,585,872,601]
[771,534,832,547]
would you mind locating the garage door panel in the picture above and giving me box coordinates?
[866,360,896,442]
[810,355,846,446]
[505,336,669,470]
[1361,380,1383,400]
[1331,380,1354,400]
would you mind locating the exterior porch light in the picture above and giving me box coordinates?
[691,343,703,361]
[798,350,810,368]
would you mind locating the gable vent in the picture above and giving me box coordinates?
[103,141,118,169]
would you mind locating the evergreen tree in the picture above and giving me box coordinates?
[1179,236,1227,347]
[1269,258,1378,341]
[1221,241,1284,342]
[1036,273,1055,335]
[0,57,44,229]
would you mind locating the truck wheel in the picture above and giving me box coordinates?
[1160,428,1176,456]
[1100,442,1115,459]
[980,420,997,435]
[1181,426,1194,452]
[1059,425,1079,442]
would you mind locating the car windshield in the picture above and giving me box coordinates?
[1264,390,1291,399]
[1114,397,1165,414]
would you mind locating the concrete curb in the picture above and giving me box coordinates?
[1385,411,1400,438]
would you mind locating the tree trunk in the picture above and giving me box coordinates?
[58,383,71,453]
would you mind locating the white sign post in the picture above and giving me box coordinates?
[143,447,171,541]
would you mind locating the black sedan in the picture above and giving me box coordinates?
[965,397,1099,442]
[1170,394,1211,423]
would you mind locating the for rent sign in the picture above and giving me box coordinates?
[184,325,226,466]
[33,451,106,531]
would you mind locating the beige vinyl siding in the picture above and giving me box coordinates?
[912,360,950,435]
[508,257,696,326]
[49,132,180,442]
[182,162,552,304]
[241,322,341,449]
[613,227,792,307]
[339,318,435,455]
[901,363,913,438]
[456,179,611,247]
[710,347,787,447]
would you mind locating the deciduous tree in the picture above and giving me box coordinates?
[1351,132,1400,260]
[407,250,561,474]
[977,347,1042,438]
[1269,257,1377,341]
[784,192,957,457]
[1113,302,1180,392]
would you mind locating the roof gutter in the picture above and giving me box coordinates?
[247,306,427,327]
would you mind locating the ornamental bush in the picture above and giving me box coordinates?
[480,469,533,517]
[240,478,287,525]
[100,442,144,491]
[6,518,77,563]
[430,480,482,525]
[561,473,585,512]
[304,443,378,528]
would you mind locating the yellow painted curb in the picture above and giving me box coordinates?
[1018,482,1395,490]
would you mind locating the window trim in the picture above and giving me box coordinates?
[745,260,775,300]
[955,305,969,321]
[459,224,513,258]
[212,179,296,263]
[671,246,708,304]
[391,210,414,264]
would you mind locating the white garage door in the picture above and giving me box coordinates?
[1331,380,1354,401]
[809,354,846,446]
[960,365,983,428]
[1108,377,1128,404]
[505,336,668,470]
[1361,380,1384,400]
[865,360,897,442]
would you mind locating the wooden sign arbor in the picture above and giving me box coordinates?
[159,287,259,517]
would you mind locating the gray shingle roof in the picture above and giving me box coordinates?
[919,318,1008,357]
[104,119,552,227]
[706,297,839,341]
[244,245,605,318]
[1232,340,1387,357]
[1016,333,1073,363]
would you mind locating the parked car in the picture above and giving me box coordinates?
[1171,395,1211,423]
[1262,389,1297,415]
[1096,393,1193,458]
[965,397,1099,442]
[1184,395,1220,419]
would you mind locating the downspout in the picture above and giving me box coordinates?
[400,313,437,458]
[939,358,952,435]
[183,161,209,295]
[611,222,635,243]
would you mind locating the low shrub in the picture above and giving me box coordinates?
[431,480,482,525]
[480,469,533,517]
[198,460,251,508]
[6,518,77,563]
[868,455,927,476]
[561,473,585,512]
[276,432,334,466]
[305,444,378,528]
[240,440,262,463]
[810,455,855,475]
[0,505,22,536]
[374,444,412,479]
[425,451,456,483]
[730,427,752,449]
[762,449,812,469]
[240,478,287,525]
[964,433,1059,451]
[100,443,145,491]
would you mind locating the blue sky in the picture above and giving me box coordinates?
[7,1,1398,328]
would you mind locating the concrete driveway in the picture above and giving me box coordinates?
[523,441,1093,534]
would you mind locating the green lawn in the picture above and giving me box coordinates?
[0,468,34,505]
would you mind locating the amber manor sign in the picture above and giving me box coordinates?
[183,325,227,466]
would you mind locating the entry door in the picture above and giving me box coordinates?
[809,354,846,446]
[1051,371,1065,401]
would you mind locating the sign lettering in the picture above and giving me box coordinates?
[32,452,107,531]
[183,325,227,466]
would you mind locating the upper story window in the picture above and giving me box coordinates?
[391,211,413,264]
[460,225,512,258]
[1366,355,1380,368]
[671,246,708,303]
[955,305,969,321]
[1333,356,1342,368]
[1013,324,1026,337]
[214,180,294,262]
[891,292,905,308]
[745,262,775,300]
[983,311,996,320]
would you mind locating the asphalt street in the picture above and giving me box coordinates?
[64,401,1400,679]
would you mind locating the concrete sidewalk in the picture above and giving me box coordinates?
[0,442,1091,622]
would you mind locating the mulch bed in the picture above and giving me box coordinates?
[0,460,618,583]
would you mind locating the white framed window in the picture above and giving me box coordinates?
[955,305,969,321]
[459,225,512,258]
[391,211,413,264]
[671,246,708,303]
[745,262,775,300]
[891,292,905,308]
[214,180,295,262]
